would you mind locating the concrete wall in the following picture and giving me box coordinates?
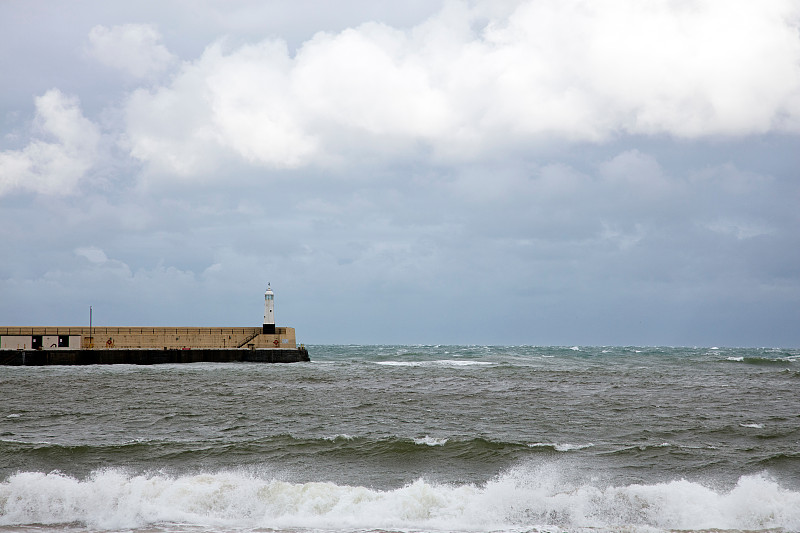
[0,335,82,350]
[0,327,297,350]
[2,347,310,365]
[1,336,33,350]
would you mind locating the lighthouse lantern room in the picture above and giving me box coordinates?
[263,284,275,334]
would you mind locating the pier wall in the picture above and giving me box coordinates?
[0,347,310,366]
[0,327,297,350]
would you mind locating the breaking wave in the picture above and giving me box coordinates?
[1,468,798,533]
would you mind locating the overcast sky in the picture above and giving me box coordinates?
[1,1,799,346]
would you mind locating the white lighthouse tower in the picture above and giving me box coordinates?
[263,284,275,334]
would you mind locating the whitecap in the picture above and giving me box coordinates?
[554,442,594,452]
[727,356,744,361]
[413,436,448,446]
[527,442,594,452]
[323,434,355,441]
[436,360,492,366]
[374,360,492,368]
[739,423,764,429]
[6,414,21,418]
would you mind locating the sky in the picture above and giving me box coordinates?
[1,0,799,346]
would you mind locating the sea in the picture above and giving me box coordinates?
[1,345,799,533]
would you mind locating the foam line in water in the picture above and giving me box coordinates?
[1,468,799,532]
[375,360,493,367]
[528,442,594,452]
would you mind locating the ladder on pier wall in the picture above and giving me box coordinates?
[237,331,262,348]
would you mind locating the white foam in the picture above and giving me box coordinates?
[438,360,492,366]
[739,423,764,429]
[1,468,798,532]
[554,443,594,452]
[528,442,594,452]
[413,435,448,446]
[727,356,744,361]
[323,434,356,441]
[5,414,21,418]
[374,360,492,367]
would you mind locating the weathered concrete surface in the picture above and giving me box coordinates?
[0,327,297,350]
[0,347,310,366]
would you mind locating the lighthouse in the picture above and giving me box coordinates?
[263,284,275,334]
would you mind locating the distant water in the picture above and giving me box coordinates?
[1,345,799,533]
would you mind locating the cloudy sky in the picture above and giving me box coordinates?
[1,1,799,346]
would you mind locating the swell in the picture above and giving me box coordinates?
[6,431,793,478]
[0,435,553,461]
[723,356,797,366]
[0,434,585,480]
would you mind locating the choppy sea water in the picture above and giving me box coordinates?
[1,345,799,533]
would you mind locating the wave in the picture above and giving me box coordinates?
[0,435,545,470]
[374,359,494,367]
[726,356,796,366]
[740,423,765,429]
[0,434,597,458]
[413,435,448,446]
[0,467,798,532]
[527,442,594,452]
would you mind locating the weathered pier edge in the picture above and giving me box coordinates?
[0,286,310,366]
[1,347,310,366]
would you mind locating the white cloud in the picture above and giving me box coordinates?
[598,150,674,200]
[293,23,450,139]
[75,246,109,264]
[0,90,100,196]
[87,24,176,79]
[118,0,800,177]
[600,222,647,250]
[706,218,774,240]
[206,41,317,167]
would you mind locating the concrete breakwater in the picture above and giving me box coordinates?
[1,286,310,365]
[1,347,309,366]
[0,326,310,365]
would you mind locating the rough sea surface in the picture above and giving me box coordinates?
[1,345,799,533]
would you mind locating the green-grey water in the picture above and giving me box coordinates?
[1,345,799,532]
